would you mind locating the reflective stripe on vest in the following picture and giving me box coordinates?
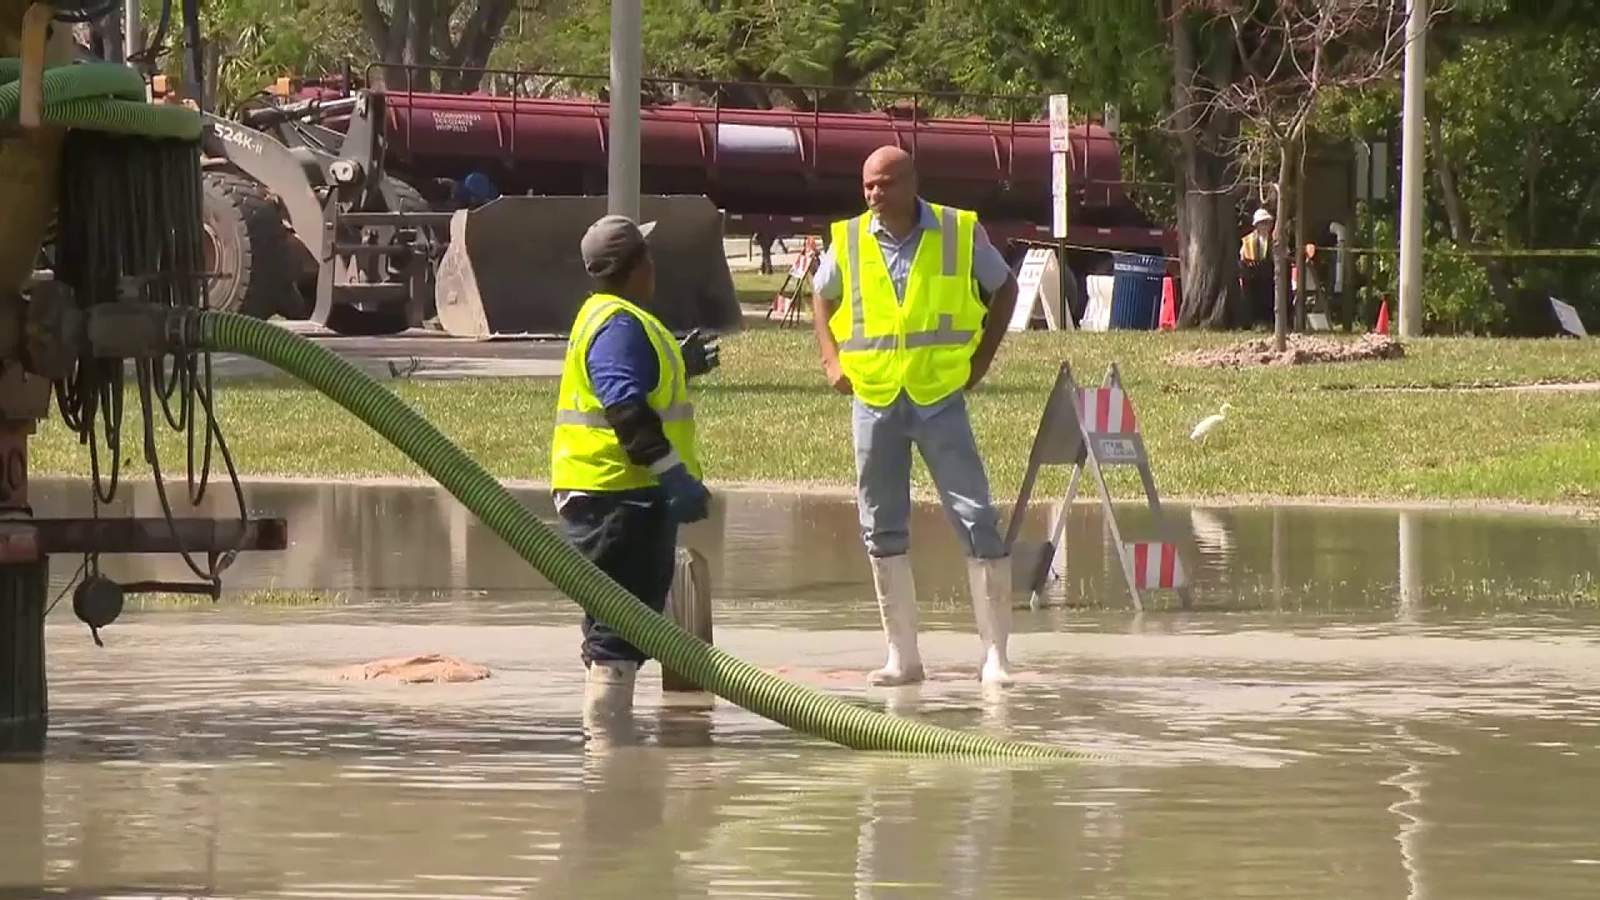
[550,293,701,491]
[828,204,984,406]
[554,404,696,428]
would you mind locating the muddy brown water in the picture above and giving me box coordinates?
[5,479,1600,898]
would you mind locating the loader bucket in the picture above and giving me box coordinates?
[433,195,742,338]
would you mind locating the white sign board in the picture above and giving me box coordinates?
[1048,94,1070,152]
[1049,94,1070,238]
[1081,275,1114,332]
[1550,296,1588,337]
[1051,152,1069,238]
[1009,247,1071,332]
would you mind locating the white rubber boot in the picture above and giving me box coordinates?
[968,557,1015,686]
[867,554,925,686]
[582,659,639,734]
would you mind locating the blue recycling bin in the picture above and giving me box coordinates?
[1109,253,1166,330]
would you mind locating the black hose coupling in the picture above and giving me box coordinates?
[85,303,204,358]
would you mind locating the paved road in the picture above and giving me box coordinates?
[210,305,789,381]
[210,321,569,381]
[209,241,800,381]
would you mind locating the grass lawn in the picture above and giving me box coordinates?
[27,326,1600,508]
[733,271,790,306]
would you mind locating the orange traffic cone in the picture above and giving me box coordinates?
[1158,276,1177,330]
[1373,296,1390,335]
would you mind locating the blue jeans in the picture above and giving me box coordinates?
[851,392,1005,560]
[557,490,679,666]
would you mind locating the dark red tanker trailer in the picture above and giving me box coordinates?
[305,69,1174,254]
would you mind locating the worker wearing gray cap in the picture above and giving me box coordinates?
[551,214,720,728]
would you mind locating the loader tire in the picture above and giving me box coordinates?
[380,176,438,322]
[201,171,298,319]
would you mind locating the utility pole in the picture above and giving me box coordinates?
[1397,0,1427,338]
[122,0,141,65]
[607,0,642,221]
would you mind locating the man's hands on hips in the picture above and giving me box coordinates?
[658,463,711,523]
[680,329,720,379]
[964,357,992,390]
[823,356,853,395]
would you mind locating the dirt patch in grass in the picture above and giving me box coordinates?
[1168,333,1405,368]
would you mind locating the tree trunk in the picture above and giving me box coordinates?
[1272,140,1295,352]
[1293,139,1308,332]
[1170,9,1242,330]
[359,0,515,94]
[439,0,517,93]
[1524,142,1541,247]
[410,1,435,90]
[1429,110,1516,313]
[361,0,412,90]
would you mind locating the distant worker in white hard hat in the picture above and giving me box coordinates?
[1240,207,1275,326]
[810,145,1021,688]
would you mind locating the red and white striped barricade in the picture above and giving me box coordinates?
[1002,362,1193,611]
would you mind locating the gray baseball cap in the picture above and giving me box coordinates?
[580,214,657,278]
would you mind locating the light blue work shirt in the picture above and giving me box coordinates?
[812,198,1013,417]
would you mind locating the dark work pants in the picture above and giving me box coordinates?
[557,491,679,666]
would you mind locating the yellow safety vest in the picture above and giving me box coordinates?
[827,203,984,407]
[550,293,701,491]
[1240,232,1269,263]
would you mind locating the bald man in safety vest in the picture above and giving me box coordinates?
[810,146,1021,687]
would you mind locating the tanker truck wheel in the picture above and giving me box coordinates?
[201,171,299,319]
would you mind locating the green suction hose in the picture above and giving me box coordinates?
[0,60,202,139]
[198,311,1102,761]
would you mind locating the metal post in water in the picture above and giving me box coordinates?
[0,559,47,755]
[662,547,713,701]
[122,0,141,67]
[608,0,642,220]
[1397,511,1421,622]
[1397,0,1427,338]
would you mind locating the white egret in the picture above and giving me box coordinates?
[1190,402,1232,442]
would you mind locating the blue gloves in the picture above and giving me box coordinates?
[658,463,710,523]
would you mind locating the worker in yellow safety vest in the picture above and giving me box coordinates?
[1240,207,1275,325]
[810,145,1022,687]
[551,214,720,731]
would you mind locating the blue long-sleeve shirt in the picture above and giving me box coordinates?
[585,311,660,407]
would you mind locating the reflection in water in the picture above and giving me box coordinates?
[1399,510,1423,623]
[5,479,1600,897]
[27,478,1600,624]
[1384,724,1450,900]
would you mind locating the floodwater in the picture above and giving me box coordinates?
[5,479,1600,898]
